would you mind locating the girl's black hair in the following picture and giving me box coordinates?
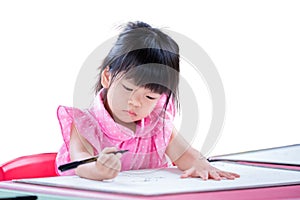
[95,21,180,110]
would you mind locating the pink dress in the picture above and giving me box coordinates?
[55,89,175,175]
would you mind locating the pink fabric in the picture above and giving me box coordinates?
[55,89,175,175]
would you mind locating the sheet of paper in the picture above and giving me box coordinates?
[14,161,300,196]
[209,144,300,166]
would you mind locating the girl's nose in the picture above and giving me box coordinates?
[128,93,141,107]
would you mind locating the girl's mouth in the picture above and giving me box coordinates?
[127,110,137,117]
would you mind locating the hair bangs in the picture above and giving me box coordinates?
[124,63,173,95]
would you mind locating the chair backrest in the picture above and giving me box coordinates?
[0,153,58,181]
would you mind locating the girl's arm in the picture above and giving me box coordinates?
[69,123,122,180]
[166,128,240,180]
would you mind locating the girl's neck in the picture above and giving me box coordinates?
[114,119,136,133]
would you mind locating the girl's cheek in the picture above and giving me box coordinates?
[147,101,158,113]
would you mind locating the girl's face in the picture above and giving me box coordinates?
[104,73,162,125]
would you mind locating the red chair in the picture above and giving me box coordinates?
[0,153,58,181]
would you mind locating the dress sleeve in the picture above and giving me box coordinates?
[55,105,102,175]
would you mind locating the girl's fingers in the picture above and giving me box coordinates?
[102,147,118,154]
[230,172,240,178]
[208,170,221,181]
[98,153,120,170]
[219,171,240,179]
[180,167,194,178]
[97,153,110,165]
[181,168,209,181]
[197,170,209,181]
[115,152,122,159]
[98,146,123,169]
[108,155,121,171]
[217,171,233,179]
[181,168,239,181]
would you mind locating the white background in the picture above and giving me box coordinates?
[0,0,299,164]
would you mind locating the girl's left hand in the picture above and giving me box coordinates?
[180,160,240,181]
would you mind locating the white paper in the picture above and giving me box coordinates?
[14,161,300,196]
[209,144,300,166]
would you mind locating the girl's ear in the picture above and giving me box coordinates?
[101,66,111,88]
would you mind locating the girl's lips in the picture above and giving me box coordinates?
[126,110,137,116]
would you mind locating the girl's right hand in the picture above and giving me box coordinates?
[95,147,122,180]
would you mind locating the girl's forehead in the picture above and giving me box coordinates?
[121,78,136,85]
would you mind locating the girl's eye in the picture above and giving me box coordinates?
[122,84,133,91]
[146,96,157,100]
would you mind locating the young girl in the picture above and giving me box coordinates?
[56,21,240,181]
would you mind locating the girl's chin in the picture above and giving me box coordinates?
[121,117,140,123]
[112,115,140,124]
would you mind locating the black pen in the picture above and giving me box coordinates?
[0,195,38,200]
[58,150,129,172]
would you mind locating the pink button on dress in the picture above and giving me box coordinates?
[55,89,175,175]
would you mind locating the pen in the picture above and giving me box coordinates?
[0,195,37,200]
[58,149,129,172]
